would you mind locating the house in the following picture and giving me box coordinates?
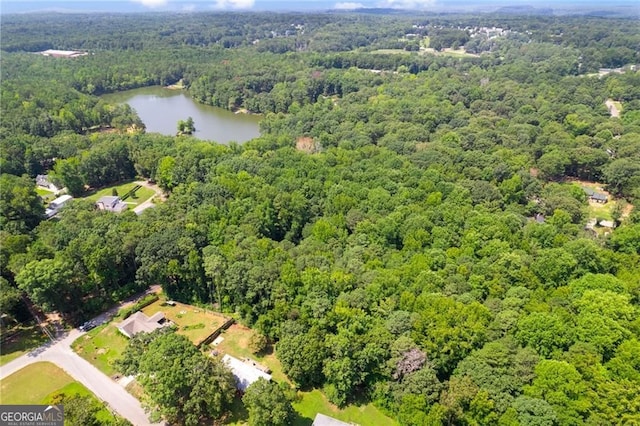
[45,194,73,218]
[583,187,608,203]
[40,49,88,58]
[221,354,271,392]
[598,220,616,228]
[312,413,355,426]
[96,196,128,213]
[117,311,167,338]
[36,175,60,193]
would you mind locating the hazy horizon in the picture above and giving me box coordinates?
[2,0,639,15]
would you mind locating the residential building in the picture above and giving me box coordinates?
[117,311,167,338]
[96,196,128,213]
[222,354,271,392]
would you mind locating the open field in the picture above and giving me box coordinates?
[72,323,129,376]
[141,298,228,346]
[294,389,398,426]
[1,362,116,422]
[214,323,286,382]
[83,181,154,205]
[0,362,74,404]
[371,49,413,55]
[0,324,49,366]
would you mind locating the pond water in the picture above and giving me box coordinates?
[102,86,261,143]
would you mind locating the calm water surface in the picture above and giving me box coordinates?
[102,86,261,143]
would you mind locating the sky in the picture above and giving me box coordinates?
[1,0,639,14]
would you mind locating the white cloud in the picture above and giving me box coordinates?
[212,0,255,9]
[131,0,169,8]
[182,3,196,11]
[334,2,365,9]
[378,0,436,9]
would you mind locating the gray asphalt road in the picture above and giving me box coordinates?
[1,329,161,425]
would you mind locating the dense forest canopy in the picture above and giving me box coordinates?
[1,10,640,425]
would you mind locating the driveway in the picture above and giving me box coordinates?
[133,181,165,215]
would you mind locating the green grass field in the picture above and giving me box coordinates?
[0,362,74,404]
[215,324,287,383]
[0,362,118,422]
[72,323,129,376]
[0,324,49,366]
[142,299,228,346]
[293,389,398,426]
[83,181,154,206]
[36,187,57,202]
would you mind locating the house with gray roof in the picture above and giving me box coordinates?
[117,311,167,338]
[312,413,355,426]
[96,195,128,213]
[222,354,271,392]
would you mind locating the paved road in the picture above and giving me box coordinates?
[1,317,161,425]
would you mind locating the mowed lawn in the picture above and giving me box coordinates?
[73,297,229,375]
[72,323,129,376]
[141,299,228,346]
[293,389,398,426]
[1,362,117,422]
[0,324,49,366]
[216,324,397,426]
[83,181,154,206]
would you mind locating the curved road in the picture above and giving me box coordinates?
[1,327,161,425]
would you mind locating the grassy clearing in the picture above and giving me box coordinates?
[293,389,397,426]
[36,187,56,202]
[576,181,616,222]
[0,362,75,404]
[215,324,286,383]
[0,362,117,422]
[0,324,49,366]
[72,323,129,376]
[142,299,228,346]
[83,181,154,206]
[370,49,411,55]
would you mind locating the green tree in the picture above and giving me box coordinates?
[0,174,45,234]
[53,157,85,196]
[277,322,327,388]
[242,378,295,426]
[136,333,235,425]
[15,257,82,315]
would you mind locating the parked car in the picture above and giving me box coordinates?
[79,321,96,332]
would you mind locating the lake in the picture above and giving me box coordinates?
[102,86,261,143]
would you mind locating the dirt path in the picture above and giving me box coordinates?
[605,99,621,118]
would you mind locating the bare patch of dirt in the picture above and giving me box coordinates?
[296,137,320,154]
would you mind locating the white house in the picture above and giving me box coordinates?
[222,354,271,392]
[45,194,73,218]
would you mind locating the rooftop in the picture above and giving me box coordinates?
[312,413,355,426]
[221,354,271,392]
[117,311,166,338]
